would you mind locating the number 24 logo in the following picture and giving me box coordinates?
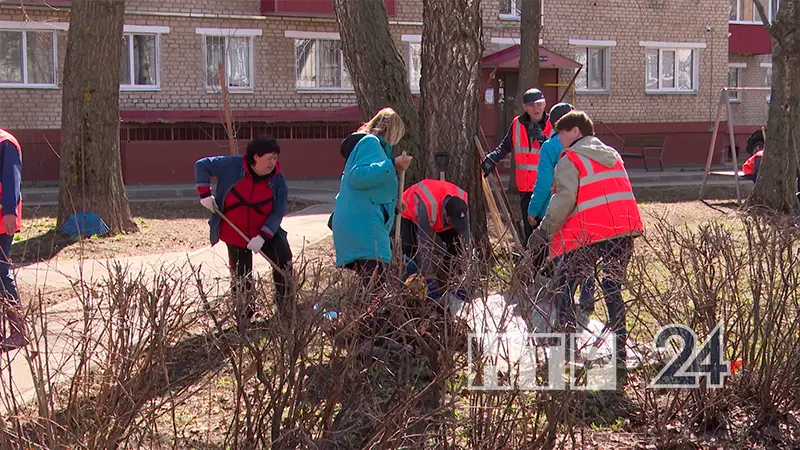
[649,323,731,389]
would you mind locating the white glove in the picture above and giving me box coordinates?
[247,235,265,252]
[200,196,217,212]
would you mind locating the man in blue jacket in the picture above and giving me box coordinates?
[0,128,24,350]
[526,103,596,312]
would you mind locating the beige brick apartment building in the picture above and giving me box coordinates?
[0,0,777,183]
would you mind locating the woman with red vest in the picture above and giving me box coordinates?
[195,136,293,325]
[480,88,552,243]
[530,111,643,380]
[400,179,470,300]
[0,128,24,350]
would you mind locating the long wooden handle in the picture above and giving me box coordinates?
[215,206,283,273]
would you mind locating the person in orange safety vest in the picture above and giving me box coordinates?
[528,111,643,382]
[480,88,552,243]
[400,179,470,302]
[0,128,25,351]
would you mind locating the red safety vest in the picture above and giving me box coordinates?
[402,179,468,233]
[549,150,643,259]
[511,115,552,192]
[0,129,22,234]
[742,150,763,176]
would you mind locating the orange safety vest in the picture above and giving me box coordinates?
[549,150,643,259]
[0,129,22,234]
[402,179,468,233]
[511,115,552,192]
[742,150,763,176]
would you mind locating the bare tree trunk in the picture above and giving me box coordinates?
[420,0,485,250]
[748,0,800,213]
[516,0,541,112]
[57,0,137,234]
[333,0,423,185]
[508,0,542,214]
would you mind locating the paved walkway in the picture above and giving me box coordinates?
[1,203,334,413]
[21,166,747,206]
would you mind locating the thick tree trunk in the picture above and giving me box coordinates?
[57,0,137,234]
[508,0,543,223]
[420,0,485,250]
[333,0,423,185]
[516,0,541,111]
[748,0,800,213]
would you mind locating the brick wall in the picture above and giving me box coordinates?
[545,0,730,124]
[729,54,770,126]
[0,0,761,133]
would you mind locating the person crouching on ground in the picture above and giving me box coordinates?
[529,110,644,382]
[400,178,470,303]
[195,136,293,325]
[332,107,412,290]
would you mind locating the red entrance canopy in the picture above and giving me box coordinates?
[482,45,582,69]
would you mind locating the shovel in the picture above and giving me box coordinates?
[435,152,450,181]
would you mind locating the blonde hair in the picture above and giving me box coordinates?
[358,107,406,146]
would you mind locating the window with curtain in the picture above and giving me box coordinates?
[727,66,742,102]
[120,34,158,89]
[574,47,609,92]
[0,29,56,86]
[645,48,696,93]
[205,35,253,90]
[294,38,352,90]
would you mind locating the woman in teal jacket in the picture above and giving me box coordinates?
[332,107,412,286]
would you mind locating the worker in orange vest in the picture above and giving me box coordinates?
[481,88,552,243]
[529,111,643,382]
[0,128,25,351]
[400,179,470,301]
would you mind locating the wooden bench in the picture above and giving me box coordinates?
[619,135,667,171]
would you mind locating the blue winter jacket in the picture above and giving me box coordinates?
[194,155,288,246]
[528,133,563,219]
[332,134,399,267]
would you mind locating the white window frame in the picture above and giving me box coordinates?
[761,61,772,102]
[640,41,705,94]
[499,0,545,26]
[285,30,353,93]
[727,63,745,102]
[0,21,66,89]
[569,39,615,94]
[402,34,421,93]
[729,0,777,24]
[120,25,169,92]
[196,27,261,93]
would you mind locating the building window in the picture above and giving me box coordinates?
[727,64,744,102]
[642,44,701,93]
[570,41,613,93]
[499,0,544,24]
[120,26,168,91]
[762,62,772,102]
[730,0,776,22]
[196,28,261,93]
[0,28,58,88]
[771,0,780,21]
[293,38,352,91]
[402,35,422,93]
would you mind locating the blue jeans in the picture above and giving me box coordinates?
[552,237,633,361]
[0,233,18,306]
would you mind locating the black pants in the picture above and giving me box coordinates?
[226,228,293,316]
[553,237,633,363]
[400,217,461,283]
[519,191,533,245]
[344,259,387,291]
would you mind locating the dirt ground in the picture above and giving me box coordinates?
[12,198,316,265]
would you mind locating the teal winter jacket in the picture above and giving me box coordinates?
[528,133,563,219]
[332,134,399,267]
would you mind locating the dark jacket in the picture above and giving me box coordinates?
[484,111,549,165]
[195,155,288,246]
